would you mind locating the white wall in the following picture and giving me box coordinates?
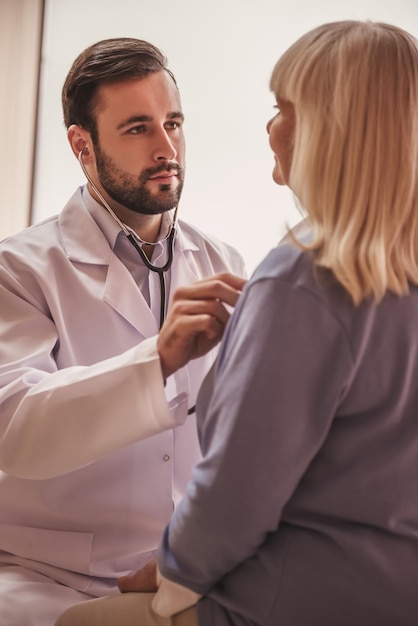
[0,0,43,240]
[33,0,418,274]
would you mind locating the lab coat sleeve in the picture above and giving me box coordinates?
[0,278,189,480]
[157,272,354,594]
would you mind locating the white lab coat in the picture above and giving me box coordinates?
[0,187,245,597]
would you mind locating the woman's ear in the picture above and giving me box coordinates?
[67,125,93,162]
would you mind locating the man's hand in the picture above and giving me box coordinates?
[158,272,246,379]
[118,559,158,593]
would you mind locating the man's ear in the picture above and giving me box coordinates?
[67,125,93,162]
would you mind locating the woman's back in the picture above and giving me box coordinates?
[195,241,418,625]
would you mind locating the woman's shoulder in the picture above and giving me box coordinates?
[251,237,316,290]
[249,231,353,318]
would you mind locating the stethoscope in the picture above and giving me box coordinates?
[78,151,178,330]
[78,151,196,416]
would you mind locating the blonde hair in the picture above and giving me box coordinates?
[270,21,418,304]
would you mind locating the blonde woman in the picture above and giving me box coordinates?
[57,20,418,626]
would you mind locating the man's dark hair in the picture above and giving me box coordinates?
[62,37,176,142]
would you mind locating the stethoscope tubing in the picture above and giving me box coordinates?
[78,151,177,327]
[78,152,195,413]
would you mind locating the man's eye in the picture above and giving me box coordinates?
[127,125,146,134]
[166,121,182,130]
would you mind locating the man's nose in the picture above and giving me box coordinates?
[153,129,177,161]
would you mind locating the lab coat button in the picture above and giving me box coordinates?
[163,454,170,462]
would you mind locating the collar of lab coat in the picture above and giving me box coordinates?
[57,187,202,337]
[59,187,198,261]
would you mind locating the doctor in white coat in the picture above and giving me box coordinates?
[0,37,246,626]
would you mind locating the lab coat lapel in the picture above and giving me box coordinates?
[105,224,201,335]
[59,188,159,338]
[168,224,201,298]
[104,253,159,337]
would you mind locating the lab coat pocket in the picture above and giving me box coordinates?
[0,523,93,574]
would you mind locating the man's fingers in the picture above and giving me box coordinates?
[169,298,232,329]
[157,313,225,378]
[171,274,246,308]
[118,560,158,593]
[176,312,224,342]
[118,574,137,592]
[161,313,223,350]
[156,273,246,378]
[194,272,247,291]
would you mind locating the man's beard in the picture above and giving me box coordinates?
[93,143,185,215]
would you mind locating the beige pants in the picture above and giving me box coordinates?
[55,592,198,626]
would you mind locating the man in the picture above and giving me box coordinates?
[0,37,245,626]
